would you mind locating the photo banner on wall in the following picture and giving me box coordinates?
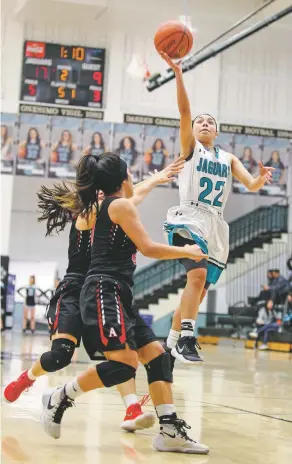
[16,114,49,176]
[82,121,113,156]
[143,125,176,187]
[1,114,18,175]
[49,116,82,178]
[219,123,292,197]
[112,123,144,184]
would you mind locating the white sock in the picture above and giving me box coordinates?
[27,368,37,381]
[166,329,180,349]
[64,378,84,400]
[123,394,138,408]
[181,319,196,338]
[155,404,175,418]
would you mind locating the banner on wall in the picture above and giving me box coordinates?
[82,121,112,156]
[218,123,291,197]
[124,113,180,128]
[19,104,104,120]
[16,113,49,176]
[1,114,17,175]
[49,116,81,178]
[143,125,176,187]
[112,123,144,183]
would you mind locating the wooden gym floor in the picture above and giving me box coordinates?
[1,332,292,464]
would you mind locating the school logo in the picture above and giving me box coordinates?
[109,327,118,337]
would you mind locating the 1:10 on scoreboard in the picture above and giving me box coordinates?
[60,46,85,61]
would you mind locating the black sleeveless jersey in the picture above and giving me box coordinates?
[88,197,137,286]
[65,220,92,276]
[25,286,36,306]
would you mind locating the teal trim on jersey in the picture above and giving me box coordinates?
[215,147,219,159]
[207,262,224,284]
[163,222,208,256]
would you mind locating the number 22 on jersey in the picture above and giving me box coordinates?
[198,177,225,207]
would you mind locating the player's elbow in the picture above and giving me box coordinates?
[139,242,158,258]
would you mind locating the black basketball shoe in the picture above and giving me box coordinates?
[171,336,203,364]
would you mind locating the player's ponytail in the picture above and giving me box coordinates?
[37,153,128,234]
[37,183,76,236]
[76,152,128,216]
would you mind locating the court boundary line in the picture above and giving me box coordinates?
[202,401,292,424]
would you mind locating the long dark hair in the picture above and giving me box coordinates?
[37,183,75,236]
[27,127,41,145]
[118,136,136,152]
[37,153,128,235]
[152,138,165,151]
[90,132,105,150]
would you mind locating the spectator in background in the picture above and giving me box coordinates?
[239,147,257,174]
[269,269,289,304]
[84,132,107,157]
[51,130,77,164]
[18,127,44,162]
[17,275,42,335]
[116,136,138,171]
[283,291,292,329]
[287,255,292,286]
[253,269,274,304]
[145,138,169,172]
[249,300,281,350]
[1,125,13,160]
[265,151,285,185]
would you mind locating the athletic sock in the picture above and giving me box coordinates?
[64,378,84,400]
[27,368,37,381]
[181,319,196,338]
[155,404,175,419]
[166,329,180,349]
[123,394,138,408]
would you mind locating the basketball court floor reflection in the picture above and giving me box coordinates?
[1,332,292,464]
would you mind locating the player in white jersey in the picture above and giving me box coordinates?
[160,52,275,364]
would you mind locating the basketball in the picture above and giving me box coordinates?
[154,20,193,59]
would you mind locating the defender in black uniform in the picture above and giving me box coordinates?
[40,153,209,455]
[4,189,91,404]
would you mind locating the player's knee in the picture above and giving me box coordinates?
[40,338,75,372]
[187,268,207,289]
[144,352,173,384]
[96,361,136,387]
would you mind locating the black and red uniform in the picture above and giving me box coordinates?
[81,197,157,359]
[46,220,91,345]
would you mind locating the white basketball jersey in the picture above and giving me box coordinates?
[179,140,232,211]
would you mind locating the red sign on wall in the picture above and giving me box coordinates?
[25,41,46,58]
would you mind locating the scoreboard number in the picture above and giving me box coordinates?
[20,41,105,108]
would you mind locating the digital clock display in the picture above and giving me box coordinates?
[20,41,105,108]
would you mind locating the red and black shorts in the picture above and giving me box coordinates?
[46,275,84,346]
[81,275,157,360]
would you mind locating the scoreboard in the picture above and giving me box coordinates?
[20,41,105,108]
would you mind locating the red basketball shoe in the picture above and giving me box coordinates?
[4,371,35,403]
[121,395,156,432]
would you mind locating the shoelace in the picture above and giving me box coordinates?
[138,394,151,407]
[53,396,75,424]
[173,418,194,442]
[185,337,201,353]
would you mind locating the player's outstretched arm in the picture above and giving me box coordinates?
[109,198,207,261]
[159,52,195,159]
[231,155,275,192]
[130,158,185,206]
